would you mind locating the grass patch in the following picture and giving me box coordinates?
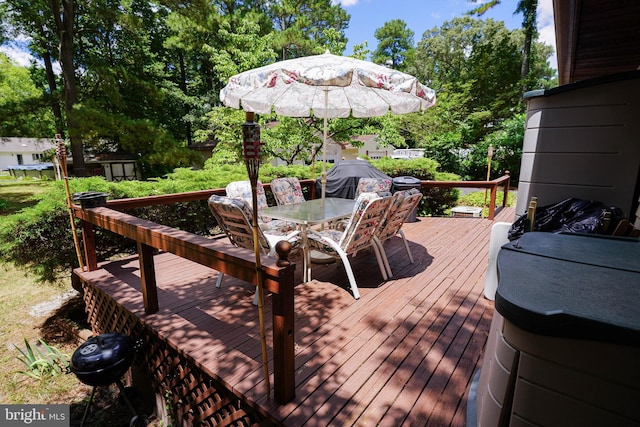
[0,263,158,425]
[0,263,80,403]
[452,189,517,217]
[0,179,54,216]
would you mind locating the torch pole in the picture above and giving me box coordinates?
[55,134,85,272]
[243,112,270,399]
[483,144,494,216]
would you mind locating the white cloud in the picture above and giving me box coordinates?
[332,0,360,6]
[537,0,557,70]
[0,41,62,74]
[0,43,35,67]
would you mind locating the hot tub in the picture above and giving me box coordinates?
[472,232,640,426]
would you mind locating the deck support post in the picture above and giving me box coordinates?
[271,266,296,403]
[81,220,98,270]
[138,242,159,314]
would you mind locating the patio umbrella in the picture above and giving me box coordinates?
[220,51,437,201]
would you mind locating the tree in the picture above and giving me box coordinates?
[468,0,541,90]
[0,2,8,43]
[0,53,56,136]
[261,117,321,165]
[267,0,349,59]
[51,0,86,175]
[404,16,553,179]
[371,19,414,70]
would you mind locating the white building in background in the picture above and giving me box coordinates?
[391,148,425,160]
[0,137,56,171]
[271,134,430,166]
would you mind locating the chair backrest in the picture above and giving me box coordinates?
[225,180,269,211]
[340,192,392,254]
[207,194,271,255]
[355,178,392,197]
[375,190,423,242]
[271,177,305,206]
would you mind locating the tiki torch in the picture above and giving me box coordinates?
[242,112,270,399]
[483,144,494,215]
[55,134,85,272]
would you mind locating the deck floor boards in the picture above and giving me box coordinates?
[76,207,515,426]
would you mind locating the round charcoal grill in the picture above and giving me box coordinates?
[70,333,144,426]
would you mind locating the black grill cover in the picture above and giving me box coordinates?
[315,161,392,199]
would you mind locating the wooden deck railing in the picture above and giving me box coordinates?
[72,173,510,404]
[420,173,511,220]
[75,196,297,404]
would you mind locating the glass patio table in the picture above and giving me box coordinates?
[261,198,355,282]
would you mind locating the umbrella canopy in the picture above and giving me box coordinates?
[220,51,436,201]
[220,51,436,119]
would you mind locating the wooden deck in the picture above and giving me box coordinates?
[75,206,516,426]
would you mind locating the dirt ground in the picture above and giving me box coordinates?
[33,294,160,427]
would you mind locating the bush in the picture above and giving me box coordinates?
[373,158,461,216]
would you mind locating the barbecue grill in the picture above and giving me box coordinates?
[70,332,145,426]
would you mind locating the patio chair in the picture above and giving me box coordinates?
[225,180,295,234]
[373,189,423,277]
[305,192,392,299]
[354,177,392,197]
[271,177,306,206]
[207,194,300,293]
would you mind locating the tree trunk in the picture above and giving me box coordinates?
[42,50,65,138]
[179,52,192,146]
[519,0,538,92]
[52,0,86,176]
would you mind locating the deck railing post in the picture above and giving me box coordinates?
[270,249,296,403]
[81,220,98,271]
[502,171,510,208]
[488,184,498,220]
[138,241,159,314]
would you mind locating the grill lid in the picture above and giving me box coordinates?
[70,333,135,386]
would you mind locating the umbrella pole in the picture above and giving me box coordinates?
[242,113,270,399]
[321,88,328,208]
[55,134,85,272]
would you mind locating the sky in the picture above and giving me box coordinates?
[337,0,557,70]
[1,0,557,71]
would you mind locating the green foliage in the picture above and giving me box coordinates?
[268,0,350,59]
[372,157,460,216]
[14,338,68,380]
[455,189,517,217]
[0,53,56,137]
[457,190,516,208]
[261,116,321,165]
[462,113,525,183]
[371,19,415,70]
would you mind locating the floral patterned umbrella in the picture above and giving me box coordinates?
[220,50,437,198]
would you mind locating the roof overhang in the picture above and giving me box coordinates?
[554,0,640,85]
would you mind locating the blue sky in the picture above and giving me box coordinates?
[337,0,557,69]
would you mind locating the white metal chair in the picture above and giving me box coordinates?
[225,180,295,233]
[207,194,299,292]
[305,192,392,299]
[271,177,306,206]
[373,190,423,277]
[355,177,392,197]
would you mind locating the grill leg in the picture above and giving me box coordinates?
[115,379,138,417]
[80,386,97,427]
